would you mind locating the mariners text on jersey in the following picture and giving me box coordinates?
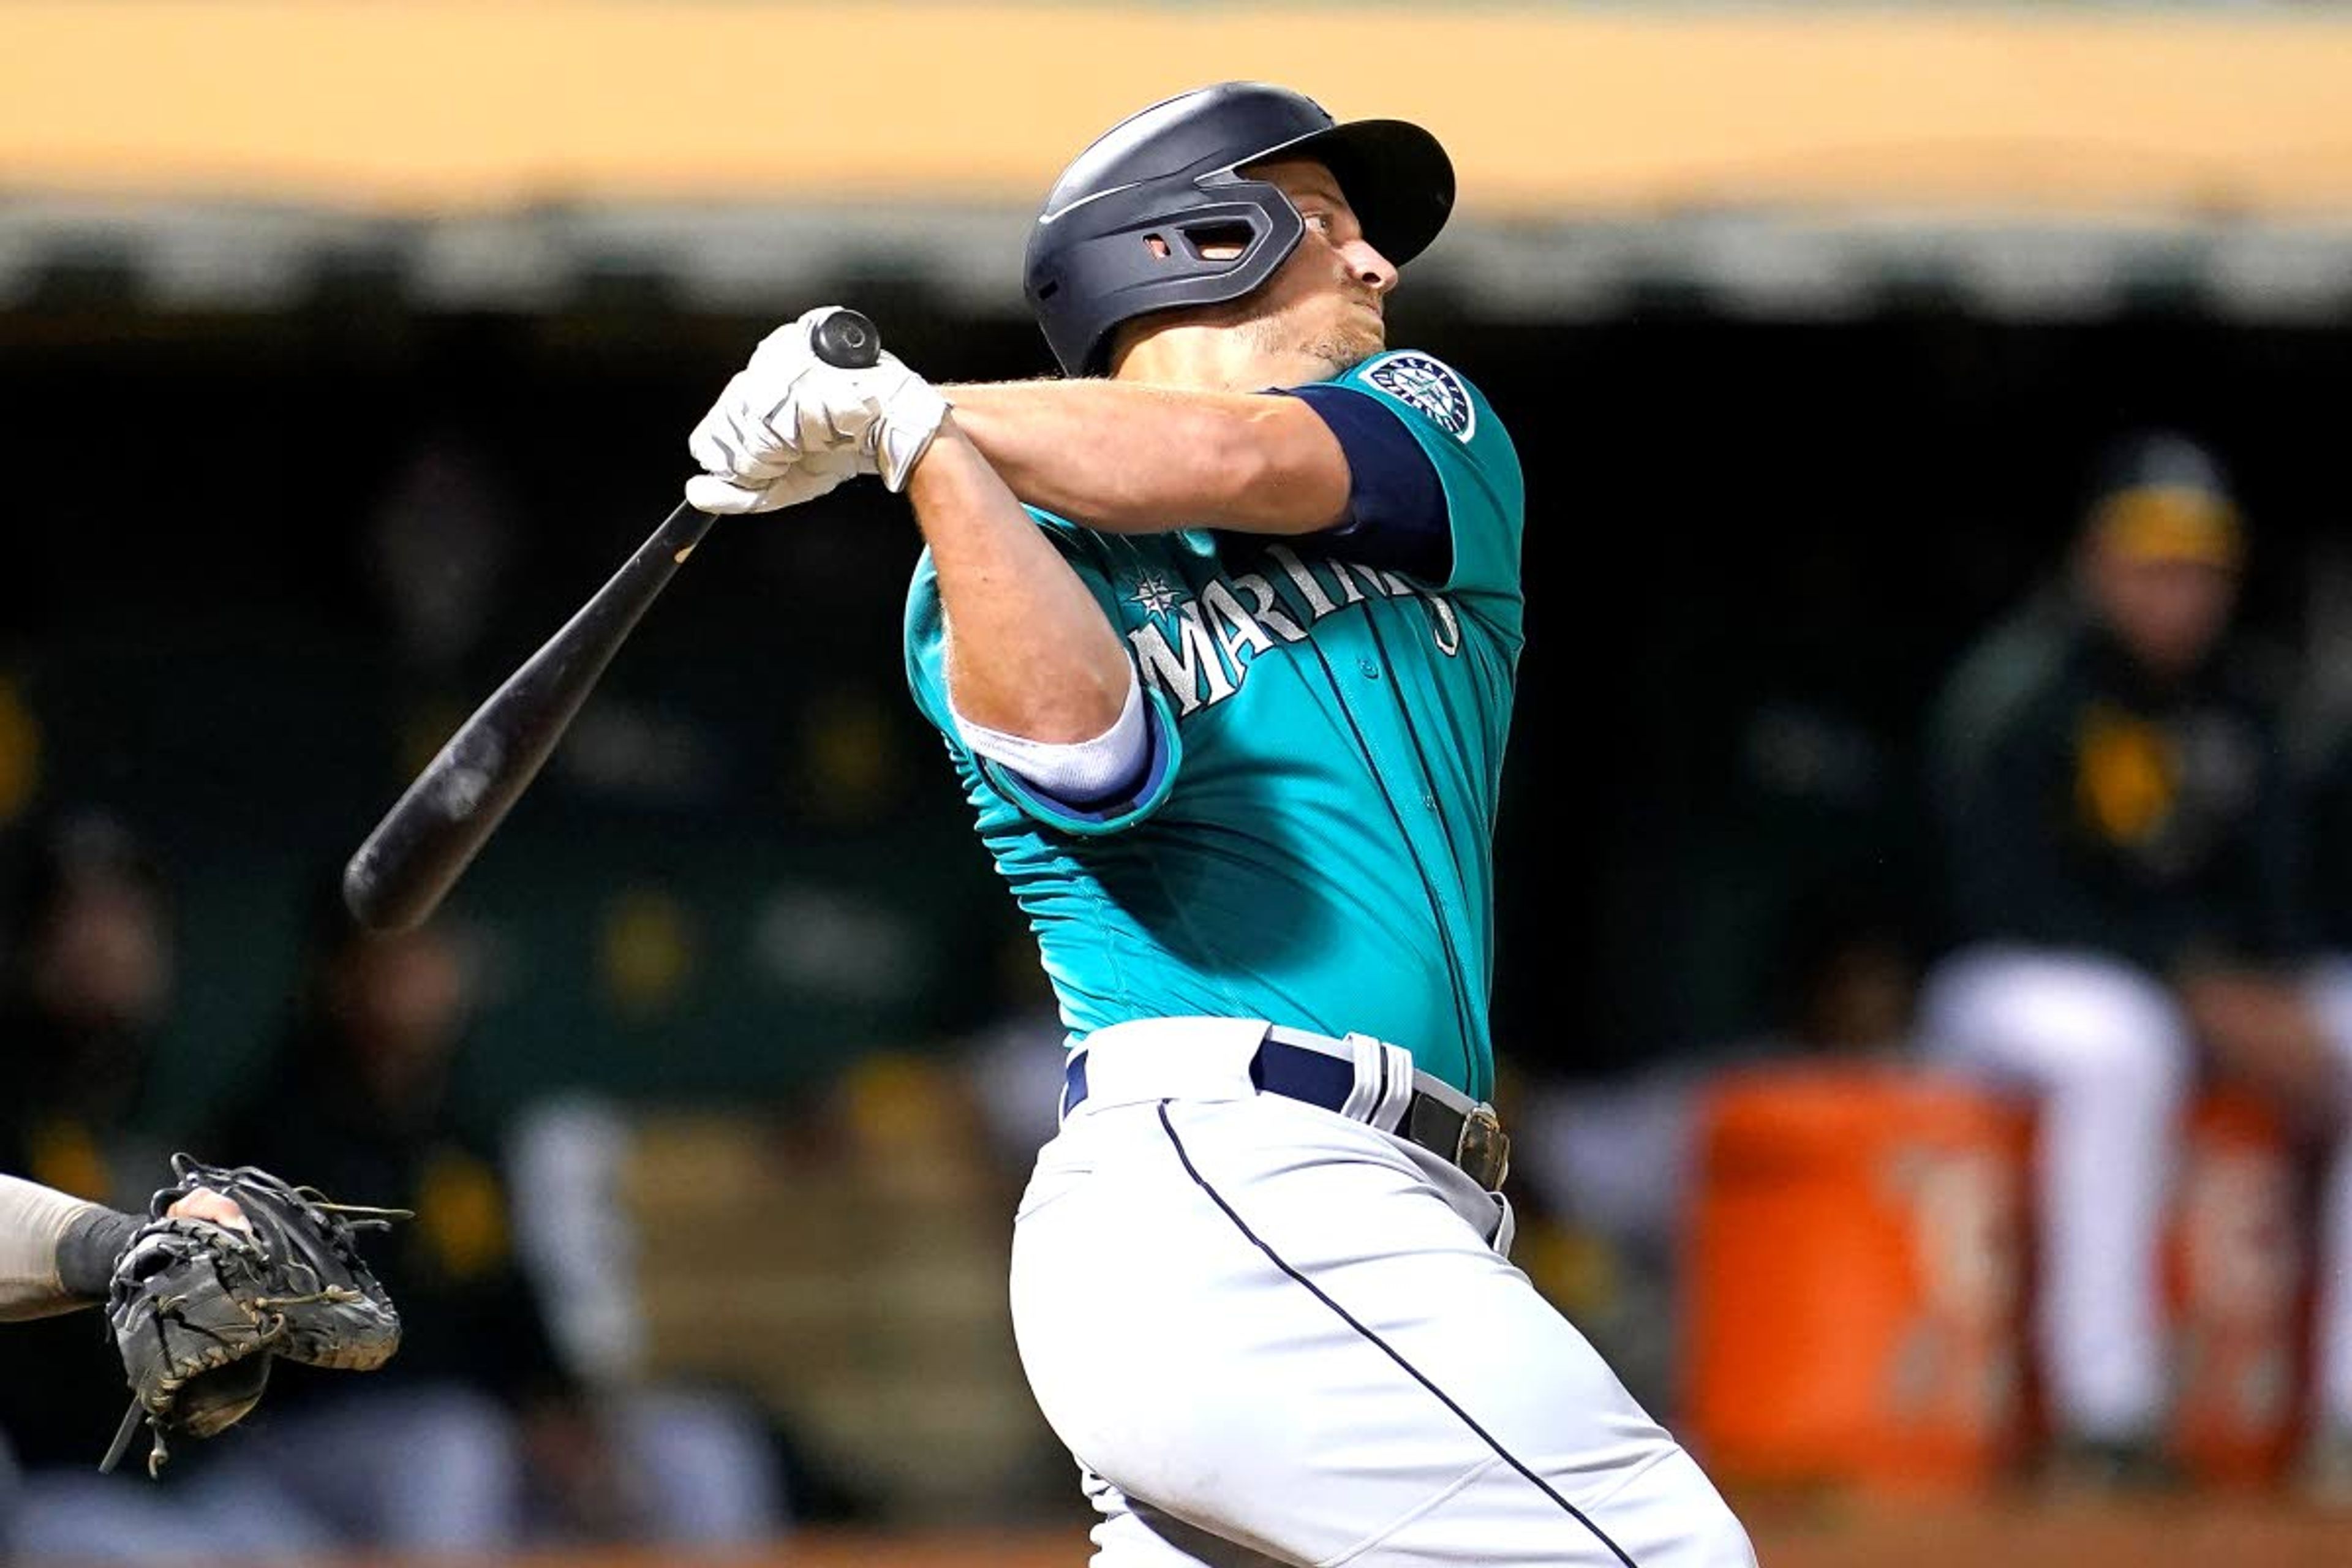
[1125,545,1464,716]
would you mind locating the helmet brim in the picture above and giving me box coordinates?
[1241,118,1456,267]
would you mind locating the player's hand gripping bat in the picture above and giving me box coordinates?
[340,307,884,932]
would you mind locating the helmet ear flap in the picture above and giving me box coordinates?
[1033,191,1304,375]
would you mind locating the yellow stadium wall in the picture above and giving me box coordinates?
[2,2,2350,215]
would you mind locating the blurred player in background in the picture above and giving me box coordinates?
[197,881,536,1551]
[1917,431,2325,1489]
[198,875,784,1550]
[0,810,175,1205]
[683,81,1754,1566]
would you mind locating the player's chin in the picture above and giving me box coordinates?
[1318,325,1387,375]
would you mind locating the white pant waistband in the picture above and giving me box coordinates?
[1061,1017,1509,1191]
[1066,1017,1479,1121]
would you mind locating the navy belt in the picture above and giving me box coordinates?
[1061,1028,1510,1191]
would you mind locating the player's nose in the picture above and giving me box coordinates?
[1343,238,1399,295]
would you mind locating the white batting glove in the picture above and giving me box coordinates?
[723,347,950,493]
[685,446,862,516]
[791,354,951,494]
[687,308,951,500]
[687,308,843,484]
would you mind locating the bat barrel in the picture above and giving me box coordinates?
[341,501,716,930]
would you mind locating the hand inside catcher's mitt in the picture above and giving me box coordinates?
[100,1153,410,1477]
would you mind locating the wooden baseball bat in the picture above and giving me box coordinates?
[340,308,883,932]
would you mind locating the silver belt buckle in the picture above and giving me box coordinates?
[1455,1102,1510,1191]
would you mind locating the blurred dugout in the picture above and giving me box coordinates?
[6,0,2352,1540]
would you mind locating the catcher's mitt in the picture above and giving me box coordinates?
[99,1153,410,1477]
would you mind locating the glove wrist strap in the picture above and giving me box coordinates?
[878,382,951,493]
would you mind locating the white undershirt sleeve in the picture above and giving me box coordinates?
[952,664,1152,804]
[0,1174,102,1321]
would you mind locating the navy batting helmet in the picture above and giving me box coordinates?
[1023,82,1455,377]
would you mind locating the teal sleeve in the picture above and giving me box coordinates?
[903,511,1185,836]
[1332,352,1525,635]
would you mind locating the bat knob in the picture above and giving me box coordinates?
[811,309,881,369]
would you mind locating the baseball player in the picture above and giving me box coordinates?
[1918,431,2316,1488]
[685,82,1755,1566]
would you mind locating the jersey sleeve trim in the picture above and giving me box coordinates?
[1276,383,1449,582]
[976,685,1184,837]
[1336,350,1523,618]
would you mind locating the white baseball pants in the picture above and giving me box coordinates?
[1008,1019,1756,1567]
[1917,945,2195,1440]
[1920,944,2352,1442]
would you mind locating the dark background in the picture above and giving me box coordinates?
[4,283,2346,1127]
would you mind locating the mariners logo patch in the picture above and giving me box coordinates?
[1127,571,1185,617]
[1363,353,1474,441]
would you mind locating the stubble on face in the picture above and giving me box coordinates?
[1293,301,1387,376]
[1227,266,1385,377]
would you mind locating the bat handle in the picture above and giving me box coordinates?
[810,308,881,369]
[674,309,883,522]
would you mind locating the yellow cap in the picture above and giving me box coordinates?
[2090,483,2243,569]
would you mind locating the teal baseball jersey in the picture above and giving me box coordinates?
[903,350,1523,1099]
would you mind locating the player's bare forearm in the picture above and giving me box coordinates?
[941,380,1350,535]
[907,417,1134,741]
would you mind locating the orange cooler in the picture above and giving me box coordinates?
[2165,1090,2309,1487]
[1681,1063,2034,1493]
